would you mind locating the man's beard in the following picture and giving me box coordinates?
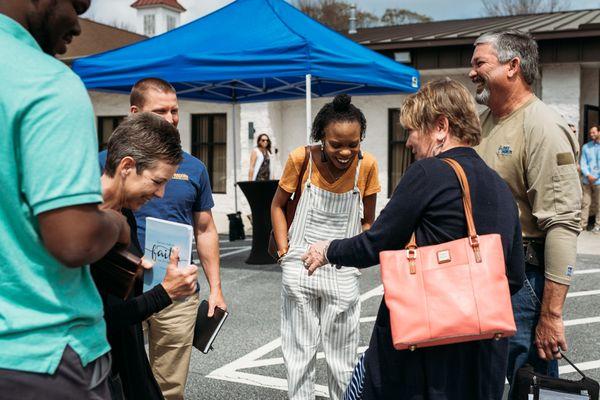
[475,84,491,106]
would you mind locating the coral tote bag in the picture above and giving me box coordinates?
[379,158,516,351]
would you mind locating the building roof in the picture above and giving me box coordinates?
[59,18,146,61]
[350,9,600,50]
[130,0,186,12]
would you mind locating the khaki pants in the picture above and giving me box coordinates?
[581,183,600,229]
[146,292,200,400]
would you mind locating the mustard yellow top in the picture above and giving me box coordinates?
[279,146,381,197]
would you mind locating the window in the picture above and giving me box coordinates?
[166,15,176,31]
[191,114,227,193]
[97,116,125,151]
[144,14,155,36]
[388,109,414,196]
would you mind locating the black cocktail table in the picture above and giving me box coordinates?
[237,180,279,264]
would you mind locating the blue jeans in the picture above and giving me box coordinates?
[507,265,559,399]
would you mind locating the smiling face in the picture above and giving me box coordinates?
[590,126,599,142]
[322,121,361,171]
[134,88,180,127]
[469,43,508,106]
[121,159,178,211]
[27,0,90,56]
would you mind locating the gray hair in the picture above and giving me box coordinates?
[474,30,539,85]
[104,112,183,177]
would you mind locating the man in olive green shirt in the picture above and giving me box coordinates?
[470,30,581,398]
[0,1,129,398]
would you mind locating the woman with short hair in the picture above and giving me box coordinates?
[93,112,198,400]
[303,79,525,400]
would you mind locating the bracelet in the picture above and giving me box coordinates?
[276,248,288,264]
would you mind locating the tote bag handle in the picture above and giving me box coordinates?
[406,157,482,263]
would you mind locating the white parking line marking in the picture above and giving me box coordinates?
[360,284,383,301]
[564,316,600,326]
[208,282,600,397]
[560,360,600,375]
[207,284,384,397]
[210,370,331,398]
[220,247,251,258]
[220,239,251,243]
[574,268,600,275]
[567,289,600,298]
[235,347,370,370]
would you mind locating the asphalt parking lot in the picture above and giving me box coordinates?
[184,232,600,399]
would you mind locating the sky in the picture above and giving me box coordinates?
[82,0,600,33]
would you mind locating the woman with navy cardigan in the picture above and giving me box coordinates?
[302,79,525,400]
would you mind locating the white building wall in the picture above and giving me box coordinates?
[541,64,582,130]
[88,66,594,233]
[88,90,234,232]
[136,6,181,36]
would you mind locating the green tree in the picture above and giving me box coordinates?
[380,8,432,26]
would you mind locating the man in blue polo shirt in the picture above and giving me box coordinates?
[0,1,130,398]
[580,125,600,233]
[99,78,226,399]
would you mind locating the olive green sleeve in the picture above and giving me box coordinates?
[524,108,581,285]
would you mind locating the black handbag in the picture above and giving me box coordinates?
[90,246,143,300]
[514,353,599,399]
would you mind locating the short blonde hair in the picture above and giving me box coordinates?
[400,78,481,146]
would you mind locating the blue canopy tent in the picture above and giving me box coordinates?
[73,0,420,211]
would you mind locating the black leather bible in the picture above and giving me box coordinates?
[193,300,228,354]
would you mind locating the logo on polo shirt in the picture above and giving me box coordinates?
[566,265,574,277]
[173,173,189,181]
[497,145,513,157]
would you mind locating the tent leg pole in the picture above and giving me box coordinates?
[232,102,238,212]
[306,74,311,144]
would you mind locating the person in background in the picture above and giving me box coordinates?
[0,1,130,398]
[99,78,226,400]
[303,79,524,400]
[248,133,273,181]
[95,112,198,400]
[580,125,600,233]
[271,94,380,400]
[469,30,581,398]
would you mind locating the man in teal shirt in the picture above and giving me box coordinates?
[0,1,130,397]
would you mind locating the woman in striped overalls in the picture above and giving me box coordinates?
[271,94,380,400]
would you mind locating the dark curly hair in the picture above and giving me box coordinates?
[311,94,367,142]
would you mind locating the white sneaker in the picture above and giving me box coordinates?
[592,226,600,234]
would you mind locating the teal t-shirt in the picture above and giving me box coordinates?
[0,14,110,373]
